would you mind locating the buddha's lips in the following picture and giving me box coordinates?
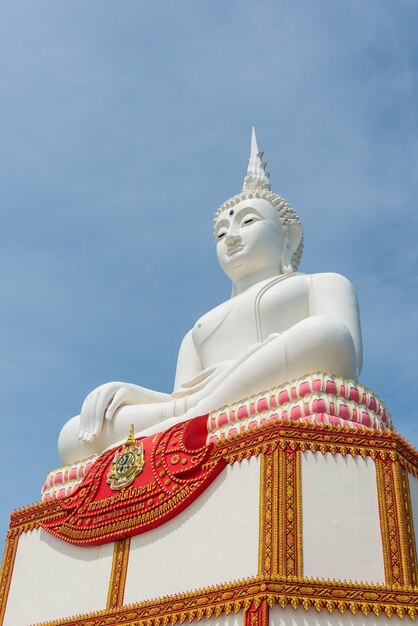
[227,243,245,256]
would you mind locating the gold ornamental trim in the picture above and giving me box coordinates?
[258,453,276,577]
[243,598,269,626]
[8,420,418,539]
[278,449,302,578]
[211,420,418,477]
[376,457,404,586]
[375,457,418,588]
[258,454,267,576]
[8,500,62,536]
[393,463,418,587]
[2,420,418,624]
[258,448,302,579]
[272,451,279,576]
[106,537,131,610]
[0,532,19,626]
[32,577,418,626]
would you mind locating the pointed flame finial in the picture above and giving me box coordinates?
[126,424,136,448]
[242,127,271,192]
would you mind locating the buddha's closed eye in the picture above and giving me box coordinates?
[242,214,262,226]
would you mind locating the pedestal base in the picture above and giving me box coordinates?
[1,376,417,626]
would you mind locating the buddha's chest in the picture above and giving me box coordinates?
[192,275,310,367]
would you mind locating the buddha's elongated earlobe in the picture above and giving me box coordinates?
[281,222,303,273]
[280,260,293,274]
[280,240,294,274]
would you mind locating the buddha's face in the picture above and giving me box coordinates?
[215,198,289,282]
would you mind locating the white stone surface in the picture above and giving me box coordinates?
[270,605,404,626]
[301,452,384,583]
[408,473,418,562]
[59,130,363,465]
[205,612,243,626]
[3,528,114,626]
[124,456,260,604]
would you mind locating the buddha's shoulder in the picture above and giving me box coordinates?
[305,272,354,288]
[264,271,353,288]
[301,272,357,300]
[266,272,355,298]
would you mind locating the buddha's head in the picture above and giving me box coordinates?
[214,129,303,286]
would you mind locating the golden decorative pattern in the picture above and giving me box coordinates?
[41,418,225,546]
[272,451,279,576]
[375,457,403,586]
[376,457,418,588]
[211,420,418,478]
[107,425,145,491]
[258,454,267,576]
[8,421,418,539]
[106,537,131,610]
[244,598,269,626]
[258,452,277,577]
[393,463,418,588]
[258,448,302,579]
[32,577,418,626]
[2,420,418,623]
[278,448,302,578]
[9,500,62,536]
[0,532,19,626]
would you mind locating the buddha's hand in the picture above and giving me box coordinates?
[78,382,171,442]
[172,361,233,398]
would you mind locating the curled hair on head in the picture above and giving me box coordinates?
[214,191,304,272]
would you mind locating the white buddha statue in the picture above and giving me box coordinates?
[59,129,362,465]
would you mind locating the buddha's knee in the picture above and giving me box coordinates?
[308,315,357,379]
[58,415,84,465]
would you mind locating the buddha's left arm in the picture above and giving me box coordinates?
[308,272,363,376]
[193,273,363,415]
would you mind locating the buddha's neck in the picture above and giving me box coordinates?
[233,266,282,296]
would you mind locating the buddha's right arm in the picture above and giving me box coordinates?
[172,330,234,399]
[79,382,172,442]
[78,330,202,443]
[173,330,204,392]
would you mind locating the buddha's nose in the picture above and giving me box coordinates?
[225,233,241,246]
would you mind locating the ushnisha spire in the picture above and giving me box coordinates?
[242,127,271,193]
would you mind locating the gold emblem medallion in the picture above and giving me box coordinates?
[107,425,145,491]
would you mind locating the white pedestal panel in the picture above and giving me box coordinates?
[206,612,243,626]
[124,457,260,604]
[270,605,403,626]
[301,452,384,583]
[3,528,114,626]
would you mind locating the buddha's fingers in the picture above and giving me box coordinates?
[80,393,95,441]
[94,389,115,436]
[88,394,98,440]
[105,388,130,422]
[79,396,88,440]
[91,391,104,438]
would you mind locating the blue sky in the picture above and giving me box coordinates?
[0,0,417,546]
